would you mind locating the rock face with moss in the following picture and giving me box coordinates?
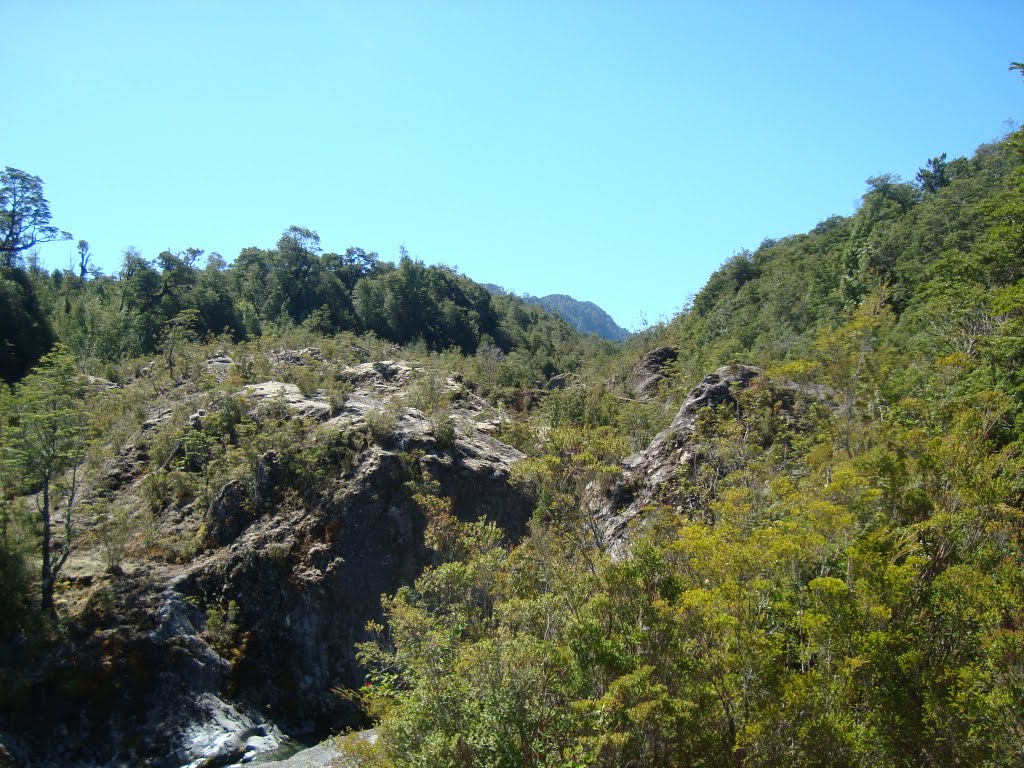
[1,356,533,767]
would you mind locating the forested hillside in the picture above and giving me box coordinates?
[0,221,594,385]
[1,121,1023,767]
[349,126,1024,767]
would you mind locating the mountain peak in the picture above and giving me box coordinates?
[484,286,630,341]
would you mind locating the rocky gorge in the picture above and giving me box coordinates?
[0,353,534,767]
[1,348,831,767]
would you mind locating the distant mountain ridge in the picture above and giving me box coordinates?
[484,285,630,341]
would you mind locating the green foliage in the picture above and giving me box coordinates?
[91,500,134,572]
[1,346,90,610]
[355,254,498,355]
[0,166,71,268]
[364,402,402,442]
[513,426,626,559]
[205,599,241,659]
[356,127,1024,767]
[0,266,56,383]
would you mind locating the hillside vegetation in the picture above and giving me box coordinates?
[1,230,600,386]
[342,128,1024,768]
[1,122,1023,767]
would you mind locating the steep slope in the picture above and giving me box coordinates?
[0,354,533,767]
[529,294,631,341]
[656,129,1024,389]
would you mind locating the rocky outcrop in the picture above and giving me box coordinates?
[257,731,374,767]
[594,364,824,552]
[0,566,264,767]
[176,405,532,742]
[626,346,677,400]
[243,382,333,421]
[2,360,533,767]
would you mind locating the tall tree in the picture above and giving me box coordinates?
[1,347,88,611]
[76,240,93,280]
[916,153,953,194]
[0,167,71,268]
[0,267,56,383]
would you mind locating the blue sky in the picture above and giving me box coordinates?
[4,1,1022,331]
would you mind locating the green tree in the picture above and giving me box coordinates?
[1,347,88,611]
[162,309,201,382]
[270,225,323,324]
[0,167,71,268]
[0,266,56,383]
[74,239,93,280]
[916,153,954,194]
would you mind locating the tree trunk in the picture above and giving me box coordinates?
[39,478,53,612]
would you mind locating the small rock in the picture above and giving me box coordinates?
[85,375,122,391]
[545,373,573,390]
[143,407,173,431]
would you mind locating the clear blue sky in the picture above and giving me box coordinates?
[4,1,1022,331]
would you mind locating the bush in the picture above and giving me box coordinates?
[430,411,457,448]
[365,403,402,442]
[205,599,240,657]
[93,502,134,571]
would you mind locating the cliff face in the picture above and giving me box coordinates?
[2,358,533,767]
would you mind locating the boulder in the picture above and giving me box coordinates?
[626,346,678,400]
[269,348,325,366]
[244,382,332,421]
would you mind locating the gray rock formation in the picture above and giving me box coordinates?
[254,731,374,767]
[626,346,678,401]
[594,364,824,553]
[243,382,333,422]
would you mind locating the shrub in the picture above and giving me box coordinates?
[430,411,457,449]
[93,501,134,571]
[365,403,402,442]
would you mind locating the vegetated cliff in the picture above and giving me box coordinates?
[594,364,831,553]
[0,355,533,767]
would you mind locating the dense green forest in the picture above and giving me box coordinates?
[2,116,1024,766]
[0,212,595,386]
